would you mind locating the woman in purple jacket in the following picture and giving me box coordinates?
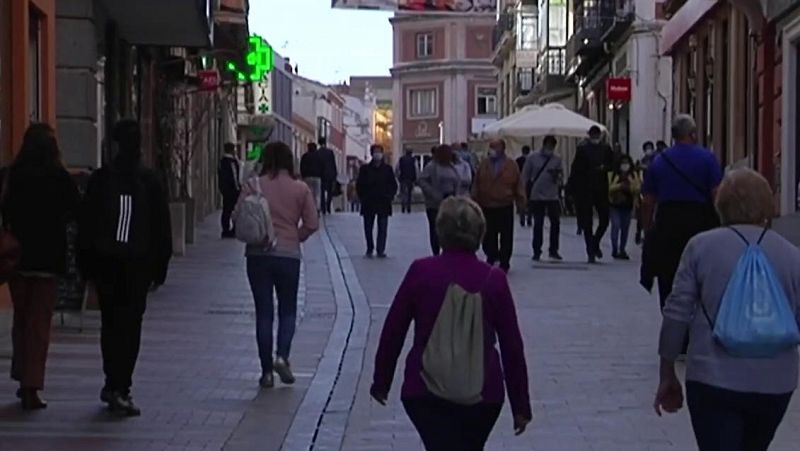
[371,196,532,450]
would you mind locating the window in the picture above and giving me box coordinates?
[477,87,497,116]
[416,33,434,59]
[517,13,537,50]
[517,68,534,95]
[409,88,437,118]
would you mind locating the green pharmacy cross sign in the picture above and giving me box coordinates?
[226,34,274,82]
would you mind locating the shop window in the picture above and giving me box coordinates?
[28,9,41,121]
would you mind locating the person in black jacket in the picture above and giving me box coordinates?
[357,145,398,258]
[218,143,241,238]
[2,123,80,410]
[317,137,338,215]
[516,145,532,227]
[78,119,172,417]
[300,142,324,212]
[568,126,614,263]
[396,148,417,214]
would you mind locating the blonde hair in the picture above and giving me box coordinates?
[715,168,774,226]
[436,196,486,253]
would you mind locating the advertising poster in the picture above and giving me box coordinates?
[332,0,497,14]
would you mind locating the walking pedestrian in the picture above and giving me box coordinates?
[218,142,241,238]
[396,148,418,213]
[457,142,477,174]
[347,177,360,213]
[654,169,799,451]
[2,123,80,410]
[472,139,526,272]
[78,120,172,416]
[568,126,614,263]
[357,145,398,258]
[453,146,473,194]
[238,141,319,389]
[608,154,641,260]
[371,196,531,450]
[300,142,324,212]
[516,146,533,227]
[317,137,338,215]
[418,144,465,256]
[522,135,563,261]
[640,114,721,309]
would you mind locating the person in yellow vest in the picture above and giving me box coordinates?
[608,154,641,260]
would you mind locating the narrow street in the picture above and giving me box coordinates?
[0,212,798,451]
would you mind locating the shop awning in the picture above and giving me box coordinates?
[99,0,212,48]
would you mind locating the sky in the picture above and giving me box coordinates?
[249,0,394,85]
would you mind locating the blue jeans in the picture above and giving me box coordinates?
[246,256,301,373]
[610,207,633,254]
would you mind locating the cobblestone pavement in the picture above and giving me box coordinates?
[324,212,800,451]
[0,212,798,451]
[0,217,337,451]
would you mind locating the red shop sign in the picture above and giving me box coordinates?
[607,77,632,102]
[198,70,220,91]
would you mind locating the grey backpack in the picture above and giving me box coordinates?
[420,271,491,405]
[233,177,276,248]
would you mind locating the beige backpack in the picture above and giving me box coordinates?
[420,271,491,405]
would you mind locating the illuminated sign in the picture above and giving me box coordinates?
[226,34,274,82]
[331,0,496,13]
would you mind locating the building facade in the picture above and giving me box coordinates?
[0,0,58,164]
[493,0,538,118]
[391,13,497,164]
[293,75,347,179]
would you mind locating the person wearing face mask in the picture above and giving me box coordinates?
[418,144,464,255]
[608,155,641,260]
[568,126,614,263]
[357,145,398,258]
[522,136,563,261]
[472,139,526,272]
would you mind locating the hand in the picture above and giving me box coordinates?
[369,385,387,406]
[513,415,531,436]
[654,377,684,416]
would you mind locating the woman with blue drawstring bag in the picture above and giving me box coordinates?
[654,169,800,451]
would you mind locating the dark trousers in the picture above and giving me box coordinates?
[610,206,633,254]
[426,208,440,255]
[530,200,561,255]
[482,205,515,269]
[576,196,610,258]
[96,268,150,396]
[246,256,301,373]
[403,398,502,451]
[321,181,334,214]
[9,276,57,390]
[363,213,389,254]
[400,181,414,213]
[687,381,793,451]
[221,191,239,235]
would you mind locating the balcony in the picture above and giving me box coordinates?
[492,12,517,64]
[602,0,635,43]
[535,47,569,93]
[565,1,616,80]
[98,0,212,47]
[214,0,249,53]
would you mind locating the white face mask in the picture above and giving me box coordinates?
[590,138,601,145]
[620,164,631,172]
[543,147,554,154]
[487,149,497,159]
[373,152,384,163]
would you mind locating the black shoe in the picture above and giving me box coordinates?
[100,387,113,404]
[377,252,387,259]
[106,392,141,417]
[634,235,642,245]
[221,231,235,239]
[612,252,621,260]
[532,253,541,261]
[588,255,597,264]
[595,248,604,259]
[619,252,631,260]
[365,250,374,258]
[549,252,563,261]
[20,389,47,410]
[274,357,296,385]
[259,373,275,389]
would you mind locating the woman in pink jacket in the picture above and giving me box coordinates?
[239,142,319,388]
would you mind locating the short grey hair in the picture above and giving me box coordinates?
[715,169,775,226]
[436,196,486,253]
[671,114,697,141]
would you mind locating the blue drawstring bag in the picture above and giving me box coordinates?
[703,227,800,358]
